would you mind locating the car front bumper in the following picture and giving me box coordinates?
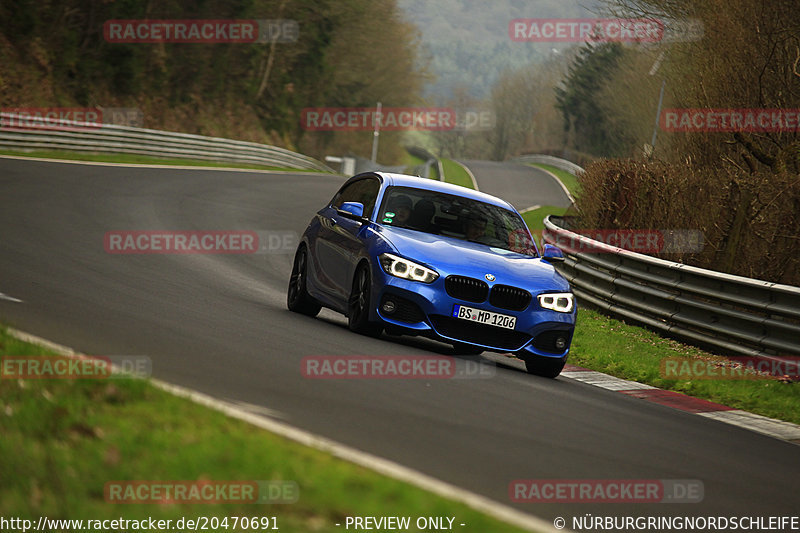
[370,268,575,359]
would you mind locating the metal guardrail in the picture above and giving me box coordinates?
[512,154,584,176]
[543,215,800,362]
[406,146,440,179]
[0,112,333,172]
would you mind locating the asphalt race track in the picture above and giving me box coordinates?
[458,160,572,210]
[1,157,798,525]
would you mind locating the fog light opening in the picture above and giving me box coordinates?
[555,336,567,350]
[382,300,396,314]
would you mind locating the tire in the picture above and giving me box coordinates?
[519,354,565,378]
[347,264,383,337]
[452,342,483,356]
[287,246,321,317]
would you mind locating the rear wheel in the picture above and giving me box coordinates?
[287,246,321,317]
[348,264,383,337]
[519,354,565,378]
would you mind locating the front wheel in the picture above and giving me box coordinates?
[287,246,321,317]
[348,264,383,337]
[518,354,565,378]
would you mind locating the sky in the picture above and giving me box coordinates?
[397,0,604,98]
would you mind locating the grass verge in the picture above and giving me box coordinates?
[526,163,579,198]
[440,159,473,189]
[523,208,798,426]
[521,206,570,250]
[403,152,427,171]
[521,166,798,425]
[403,153,439,179]
[0,149,326,173]
[521,206,570,235]
[0,326,533,533]
[570,309,799,425]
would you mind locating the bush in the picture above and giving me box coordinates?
[576,159,800,286]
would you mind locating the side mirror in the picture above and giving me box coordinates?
[542,244,565,263]
[336,201,367,222]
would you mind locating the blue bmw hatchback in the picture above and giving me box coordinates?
[287,172,576,377]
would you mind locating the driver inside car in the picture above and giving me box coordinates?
[383,195,413,226]
[464,215,489,243]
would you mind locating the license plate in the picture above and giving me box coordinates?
[452,304,516,330]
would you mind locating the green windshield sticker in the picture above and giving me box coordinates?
[385,212,395,217]
[382,217,393,223]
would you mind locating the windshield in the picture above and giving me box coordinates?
[378,186,538,257]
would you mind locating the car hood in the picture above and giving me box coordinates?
[375,225,569,290]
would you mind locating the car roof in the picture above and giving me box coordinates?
[371,172,517,212]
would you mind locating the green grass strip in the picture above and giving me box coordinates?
[403,152,427,171]
[403,153,439,180]
[0,326,535,532]
[522,207,798,426]
[570,309,799,425]
[521,205,572,257]
[440,159,474,189]
[526,163,579,198]
[521,207,570,235]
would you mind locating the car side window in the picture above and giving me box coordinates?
[331,178,380,218]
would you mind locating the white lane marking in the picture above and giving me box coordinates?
[561,371,656,391]
[525,164,576,206]
[0,292,23,303]
[561,367,800,445]
[6,329,77,353]
[0,154,338,177]
[455,160,480,191]
[698,410,800,441]
[519,205,541,214]
[227,400,289,420]
[4,326,564,533]
[155,380,565,533]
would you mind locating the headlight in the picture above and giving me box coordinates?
[537,292,574,313]
[379,253,439,283]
